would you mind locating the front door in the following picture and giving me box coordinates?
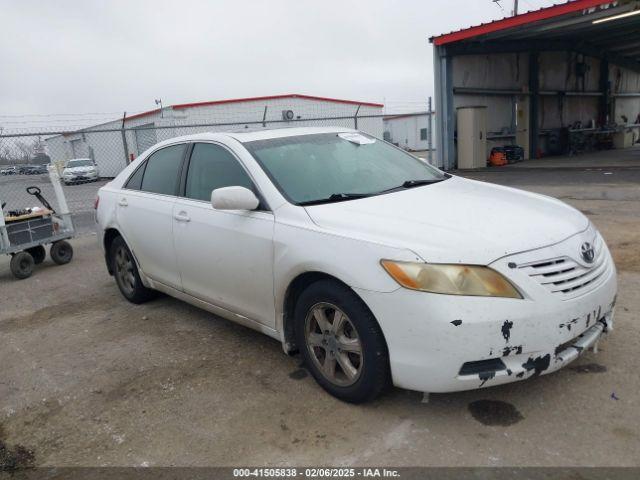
[172,142,275,327]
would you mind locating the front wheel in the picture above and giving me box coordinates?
[294,280,390,403]
[10,252,35,279]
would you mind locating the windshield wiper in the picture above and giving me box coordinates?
[401,177,449,188]
[298,193,372,206]
[377,176,450,194]
[298,175,452,206]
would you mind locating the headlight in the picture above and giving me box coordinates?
[381,260,522,298]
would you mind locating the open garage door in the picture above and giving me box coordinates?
[431,0,640,170]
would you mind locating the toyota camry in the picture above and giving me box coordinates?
[96,127,617,403]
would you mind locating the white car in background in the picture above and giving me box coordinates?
[95,127,617,403]
[62,158,99,185]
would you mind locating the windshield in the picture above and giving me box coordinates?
[67,159,93,167]
[245,133,447,205]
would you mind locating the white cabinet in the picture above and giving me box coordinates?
[457,106,487,169]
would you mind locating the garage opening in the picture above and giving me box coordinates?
[430,0,640,170]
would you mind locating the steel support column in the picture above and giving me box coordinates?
[599,58,610,124]
[529,51,540,160]
[434,45,454,170]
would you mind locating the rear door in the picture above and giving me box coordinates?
[116,143,187,289]
[172,142,275,327]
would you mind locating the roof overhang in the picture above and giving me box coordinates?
[430,0,640,71]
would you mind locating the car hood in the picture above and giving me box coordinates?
[303,176,589,265]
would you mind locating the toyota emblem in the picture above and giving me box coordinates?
[581,242,595,264]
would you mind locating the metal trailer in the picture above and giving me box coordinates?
[0,166,75,279]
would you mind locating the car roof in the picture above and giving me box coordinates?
[150,127,357,149]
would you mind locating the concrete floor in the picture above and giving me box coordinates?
[504,145,640,170]
[1,164,639,467]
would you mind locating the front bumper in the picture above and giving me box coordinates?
[355,245,617,393]
[64,172,98,182]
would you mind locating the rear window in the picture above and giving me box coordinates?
[139,144,186,196]
[124,163,146,190]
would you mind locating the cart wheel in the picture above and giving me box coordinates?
[50,240,73,265]
[26,245,46,265]
[10,252,35,280]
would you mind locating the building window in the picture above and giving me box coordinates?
[420,128,428,141]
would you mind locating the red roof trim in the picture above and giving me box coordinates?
[123,94,383,123]
[431,0,614,46]
[125,108,161,121]
[171,94,384,110]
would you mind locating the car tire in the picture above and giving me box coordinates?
[10,252,35,280]
[26,245,46,265]
[110,235,156,304]
[50,240,73,265]
[294,279,390,403]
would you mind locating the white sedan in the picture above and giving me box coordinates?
[62,158,100,185]
[95,127,617,403]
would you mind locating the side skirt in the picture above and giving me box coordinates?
[146,277,281,342]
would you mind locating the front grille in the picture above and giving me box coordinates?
[518,234,610,299]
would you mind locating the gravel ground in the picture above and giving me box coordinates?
[0,166,638,467]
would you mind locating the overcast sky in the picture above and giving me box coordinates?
[0,0,558,127]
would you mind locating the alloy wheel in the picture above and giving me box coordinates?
[115,246,136,296]
[305,302,363,387]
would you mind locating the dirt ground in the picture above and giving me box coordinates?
[1,165,639,467]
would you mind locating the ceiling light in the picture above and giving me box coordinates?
[593,9,640,24]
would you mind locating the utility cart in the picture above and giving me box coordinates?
[1,166,75,279]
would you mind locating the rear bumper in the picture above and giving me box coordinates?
[354,254,617,393]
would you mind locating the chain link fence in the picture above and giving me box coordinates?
[1,107,433,235]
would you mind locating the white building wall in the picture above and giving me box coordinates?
[46,97,383,177]
[383,115,429,151]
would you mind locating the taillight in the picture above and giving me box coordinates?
[94,195,100,210]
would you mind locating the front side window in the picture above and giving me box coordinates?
[244,133,447,205]
[139,144,186,195]
[184,143,254,202]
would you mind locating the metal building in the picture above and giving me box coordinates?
[430,0,640,169]
[45,94,384,177]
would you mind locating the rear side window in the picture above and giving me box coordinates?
[124,163,146,190]
[140,144,186,195]
[184,143,254,201]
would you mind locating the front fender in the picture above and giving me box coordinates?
[273,217,422,336]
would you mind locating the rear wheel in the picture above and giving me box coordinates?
[26,245,46,265]
[110,236,156,304]
[50,240,73,265]
[294,280,389,403]
[10,252,35,279]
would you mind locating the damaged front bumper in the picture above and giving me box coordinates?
[354,246,617,393]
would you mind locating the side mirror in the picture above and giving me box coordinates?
[211,186,260,211]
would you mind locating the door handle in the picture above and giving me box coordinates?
[118,198,128,207]
[174,212,191,223]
